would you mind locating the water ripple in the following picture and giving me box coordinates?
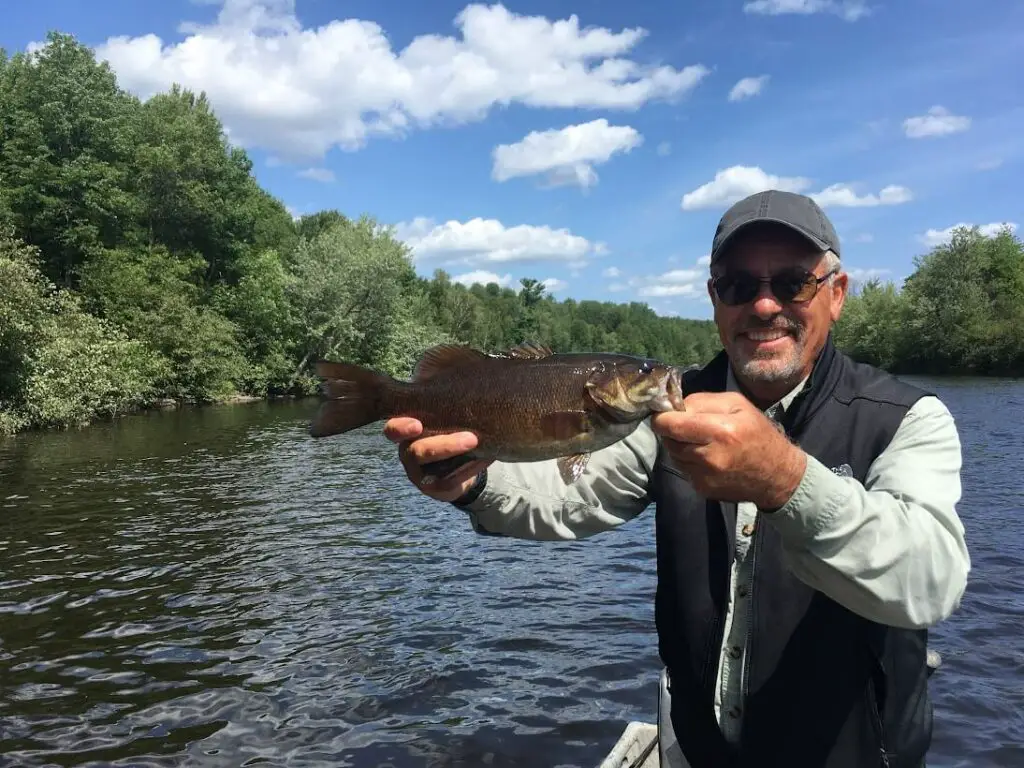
[0,382,1022,767]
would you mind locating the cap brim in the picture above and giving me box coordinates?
[711,217,831,264]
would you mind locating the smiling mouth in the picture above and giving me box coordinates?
[741,329,791,342]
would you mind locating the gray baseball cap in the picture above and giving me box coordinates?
[710,190,840,266]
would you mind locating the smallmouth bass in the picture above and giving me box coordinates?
[309,341,686,485]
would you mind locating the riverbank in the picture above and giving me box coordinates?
[149,394,269,409]
[0,391,315,439]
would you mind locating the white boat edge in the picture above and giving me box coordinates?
[597,669,687,768]
[597,721,660,768]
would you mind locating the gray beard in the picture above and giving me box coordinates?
[731,319,807,384]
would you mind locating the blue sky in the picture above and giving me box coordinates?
[4,0,1022,319]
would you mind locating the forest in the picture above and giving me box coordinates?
[1,33,1021,435]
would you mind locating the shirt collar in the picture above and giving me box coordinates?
[726,364,810,421]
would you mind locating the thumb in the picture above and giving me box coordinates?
[651,410,719,445]
[681,391,748,414]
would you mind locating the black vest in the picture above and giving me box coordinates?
[651,335,933,768]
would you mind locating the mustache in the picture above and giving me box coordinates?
[738,316,803,334]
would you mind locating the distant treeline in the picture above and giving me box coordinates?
[1,33,1020,434]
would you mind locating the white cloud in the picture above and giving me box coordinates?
[743,0,870,21]
[602,266,622,277]
[394,216,607,267]
[659,268,703,283]
[845,267,890,282]
[812,183,913,207]
[697,254,711,266]
[297,167,335,183]
[452,270,515,288]
[728,75,769,102]
[630,258,709,299]
[680,165,912,210]
[977,158,1003,171]
[641,283,700,297]
[450,270,565,292]
[93,0,710,159]
[680,166,811,210]
[492,119,642,188]
[902,106,971,139]
[918,221,1018,247]
[656,141,672,156]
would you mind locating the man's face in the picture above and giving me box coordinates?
[707,225,848,390]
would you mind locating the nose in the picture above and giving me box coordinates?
[750,283,783,317]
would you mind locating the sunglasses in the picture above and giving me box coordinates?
[712,266,838,306]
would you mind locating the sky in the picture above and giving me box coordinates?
[4,0,1023,320]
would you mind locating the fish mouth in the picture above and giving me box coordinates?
[649,366,686,412]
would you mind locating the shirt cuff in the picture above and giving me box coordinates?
[764,453,850,543]
[451,474,511,536]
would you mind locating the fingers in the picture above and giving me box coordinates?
[421,459,495,500]
[384,417,423,443]
[442,459,494,488]
[385,423,485,501]
[404,432,479,464]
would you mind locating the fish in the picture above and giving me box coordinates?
[309,341,686,485]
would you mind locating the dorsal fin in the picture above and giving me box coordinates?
[413,344,489,380]
[498,341,554,360]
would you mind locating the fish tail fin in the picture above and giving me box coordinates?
[309,360,394,438]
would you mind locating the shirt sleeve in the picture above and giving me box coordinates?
[455,420,659,541]
[764,395,971,629]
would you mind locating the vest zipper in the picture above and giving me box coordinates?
[868,657,890,767]
[701,504,729,693]
[740,516,760,703]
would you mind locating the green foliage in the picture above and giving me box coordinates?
[0,31,1019,436]
[414,271,723,364]
[834,225,1024,376]
[0,232,160,434]
[0,32,140,287]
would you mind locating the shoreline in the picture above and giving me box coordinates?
[0,392,319,440]
[2,370,1020,440]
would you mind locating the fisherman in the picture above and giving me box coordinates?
[383,190,971,767]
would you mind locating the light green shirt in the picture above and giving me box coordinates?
[455,366,971,744]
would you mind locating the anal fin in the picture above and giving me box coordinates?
[557,453,591,485]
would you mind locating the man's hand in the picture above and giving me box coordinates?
[383,417,493,503]
[650,392,807,510]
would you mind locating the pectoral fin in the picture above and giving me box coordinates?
[557,452,591,484]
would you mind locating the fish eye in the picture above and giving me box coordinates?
[639,360,653,374]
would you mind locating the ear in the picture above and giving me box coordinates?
[706,277,717,306]
[829,271,849,322]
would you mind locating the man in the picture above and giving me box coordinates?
[383,190,970,767]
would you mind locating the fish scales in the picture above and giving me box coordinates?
[309,342,686,485]
[381,354,635,461]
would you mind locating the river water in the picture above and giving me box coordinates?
[1,376,1022,767]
